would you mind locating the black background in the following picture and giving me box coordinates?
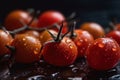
[0,0,120,27]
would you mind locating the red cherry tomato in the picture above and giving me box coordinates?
[23,30,40,39]
[41,37,78,67]
[11,34,42,63]
[106,30,120,45]
[80,22,105,39]
[86,38,120,70]
[0,30,13,56]
[4,10,32,30]
[37,10,68,33]
[71,29,94,57]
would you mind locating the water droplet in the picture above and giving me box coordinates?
[68,77,82,80]
[112,48,117,51]
[22,38,26,41]
[109,74,120,80]
[51,72,59,77]
[84,38,88,42]
[98,43,104,48]
[80,39,83,42]
[72,67,79,73]
[69,45,73,49]
[76,42,81,46]
[34,50,38,55]
[94,42,97,45]
[66,39,71,44]
[28,75,45,80]
[69,64,75,68]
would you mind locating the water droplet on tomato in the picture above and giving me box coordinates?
[84,39,88,42]
[69,45,73,49]
[98,43,104,48]
[80,39,83,42]
[66,39,71,44]
[76,42,81,46]
[34,50,38,55]
[22,38,26,41]
[112,48,117,51]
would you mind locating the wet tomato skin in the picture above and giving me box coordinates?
[0,30,13,56]
[86,38,120,70]
[11,34,42,63]
[106,30,120,45]
[23,30,40,39]
[42,37,78,67]
[71,29,94,57]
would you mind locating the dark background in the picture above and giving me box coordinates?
[0,0,120,27]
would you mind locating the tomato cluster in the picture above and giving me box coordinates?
[0,9,120,71]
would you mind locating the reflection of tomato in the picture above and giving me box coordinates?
[0,30,13,56]
[11,34,42,63]
[80,22,105,39]
[37,10,68,33]
[4,10,32,30]
[86,38,120,70]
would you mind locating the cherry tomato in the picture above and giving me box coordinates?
[39,29,57,45]
[86,38,120,70]
[0,30,13,56]
[41,37,78,67]
[4,10,32,30]
[80,22,105,39]
[37,10,68,33]
[106,30,120,45]
[23,30,40,39]
[71,29,94,57]
[11,34,42,63]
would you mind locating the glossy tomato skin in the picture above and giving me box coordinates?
[37,10,68,33]
[106,30,120,45]
[86,38,120,70]
[23,30,40,39]
[80,22,105,39]
[4,10,32,30]
[71,29,94,57]
[11,34,42,63]
[0,30,13,56]
[42,37,78,67]
[39,29,57,45]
